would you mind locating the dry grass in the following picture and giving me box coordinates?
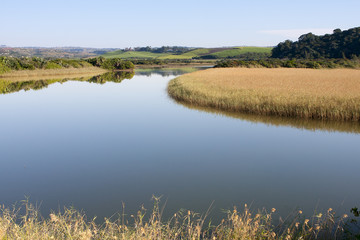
[0,67,108,81]
[0,198,352,240]
[168,68,360,121]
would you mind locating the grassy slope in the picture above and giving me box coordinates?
[102,50,170,59]
[102,47,272,59]
[209,47,272,58]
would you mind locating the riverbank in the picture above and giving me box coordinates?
[168,68,360,121]
[0,200,353,239]
[0,67,109,81]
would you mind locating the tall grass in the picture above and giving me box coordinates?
[0,198,353,239]
[0,67,108,79]
[168,68,360,121]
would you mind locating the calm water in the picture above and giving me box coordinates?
[0,68,359,221]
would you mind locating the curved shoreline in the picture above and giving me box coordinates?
[167,68,360,122]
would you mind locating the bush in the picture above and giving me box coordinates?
[44,62,62,69]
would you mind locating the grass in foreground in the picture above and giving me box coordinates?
[168,68,360,121]
[0,198,354,239]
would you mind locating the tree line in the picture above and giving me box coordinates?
[271,27,360,59]
[0,56,134,74]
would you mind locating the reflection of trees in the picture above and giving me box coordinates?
[87,71,134,84]
[0,80,53,94]
[0,71,135,94]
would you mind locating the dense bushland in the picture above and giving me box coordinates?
[272,27,360,59]
[86,57,134,70]
[0,56,134,75]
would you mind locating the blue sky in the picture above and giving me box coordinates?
[1,0,359,48]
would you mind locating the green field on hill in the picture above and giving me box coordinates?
[102,47,272,59]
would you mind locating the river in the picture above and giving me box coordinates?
[0,67,359,222]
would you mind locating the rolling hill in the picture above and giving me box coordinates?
[102,47,272,59]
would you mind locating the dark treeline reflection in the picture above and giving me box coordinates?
[0,71,134,94]
[87,71,134,84]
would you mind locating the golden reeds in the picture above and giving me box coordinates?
[0,199,351,239]
[168,68,360,121]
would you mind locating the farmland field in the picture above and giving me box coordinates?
[102,47,272,59]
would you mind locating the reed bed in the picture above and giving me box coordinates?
[0,198,353,240]
[0,67,108,80]
[168,68,360,121]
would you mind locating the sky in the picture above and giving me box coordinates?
[1,0,359,48]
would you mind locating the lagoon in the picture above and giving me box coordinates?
[0,67,359,222]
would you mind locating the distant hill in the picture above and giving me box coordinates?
[271,27,360,59]
[102,47,272,60]
[0,47,119,59]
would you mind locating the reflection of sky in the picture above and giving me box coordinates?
[0,69,359,223]
[135,67,211,77]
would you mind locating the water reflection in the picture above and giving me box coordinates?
[0,71,134,94]
[135,67,210,77]
[1,67,359,223]
[176,101,360,134]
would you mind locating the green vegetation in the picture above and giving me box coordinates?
[272,27,360,59]
[0,56,94,74]
[86,57,134,70]
[102,50,170,59]
[0,56,134,76]
[168,68,360,122]
[0,71,134,94]
[215,58,360,69]
[102,46,272,60]
[0,198,356,239]
[194,47,272,59]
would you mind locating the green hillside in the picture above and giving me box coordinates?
[102,47,272,60]
[209,47,272,58]
[102,50,169,59]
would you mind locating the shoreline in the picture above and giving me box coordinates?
[168,68,360,122]
[0,67,109,80]
[0,200,351,239]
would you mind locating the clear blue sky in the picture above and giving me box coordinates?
[1,0,359,48]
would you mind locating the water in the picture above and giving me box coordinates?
[0,68,359,222]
